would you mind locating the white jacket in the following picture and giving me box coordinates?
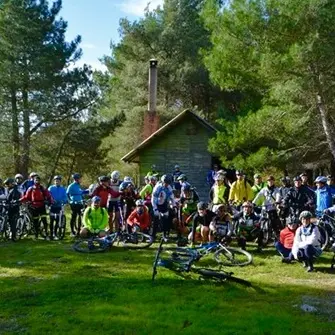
[253,186,280,211]
[291,224,321,259]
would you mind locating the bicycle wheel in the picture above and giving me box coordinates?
[73,237,110,253]
[196,268,252,287]
[119,232,153,249]
[261,220,271,245]
[55,215,66,240]
[214,247,253,267]
[16,216,25,239]
[318,225,329,251]
[152,239,165,281]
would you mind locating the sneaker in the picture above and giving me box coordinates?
[53,236,59,241]
[306,266,314,272]
[70,232,76,238]
[45,236,50,241]
[302,261,308,268]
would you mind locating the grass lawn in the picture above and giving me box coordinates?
[0,237,334,335]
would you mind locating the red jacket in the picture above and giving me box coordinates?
[20,185,53,208]
[92,185,120,208]
[279,227,297,249]
[127,207,150,230]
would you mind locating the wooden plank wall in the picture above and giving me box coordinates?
[139,115,213,200]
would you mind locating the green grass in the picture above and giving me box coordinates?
[0,237,334,335]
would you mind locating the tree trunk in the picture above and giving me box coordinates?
[11,87,20,173]
[316,93,335,161]
[21,87,30,177]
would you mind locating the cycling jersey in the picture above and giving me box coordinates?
[48,185,68,207]
[151,183,175,213]
[83,206,108,233]
[67,182,87,203]
[315,186,333,215]
[140,183,154,204]
[210,215,233,237]
[21,185,52,208]
[252,182,265,199]
[92,185,119,208]
[253,186,280,211]
[229,180,253,204]
[212,184,228,204]
[110,180,121,202]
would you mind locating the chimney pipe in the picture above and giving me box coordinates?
[148,59,158,113]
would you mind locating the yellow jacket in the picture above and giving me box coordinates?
[213,184,227,204]
[229,179,253,204]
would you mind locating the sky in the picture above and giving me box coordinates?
[61,0,164,71]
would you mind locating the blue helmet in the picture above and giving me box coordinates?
[314,176,327,184]
[92,196,101,203]
[72,173,81,180]
[161,174,172,185]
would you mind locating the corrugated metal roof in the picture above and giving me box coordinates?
[121,109,217,163]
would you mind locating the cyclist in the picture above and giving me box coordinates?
[108,171,122,233]
[4,178,21,241]
[140,175,157,208]
[92,176,119,209]
[0,178,8,200]
[127,199,150,233]
[177,174,189,189]
[275,220,298,263]
[172,164,183,196]
[22,172,38,194]
[229,170,253,208]
[209,204,233,243]
[146,164,160,178]
[292,211,322,272]
[283,176,315,215]
[151,174,176,239]
[120,176,139,220]
[252,174,266,200]
[314,176,333,217]
[20,175,52,239]
[206,164,219,188]
[15,174,25,195]
[210,173,229,213]
[278,177,291,203]
[189,201,216,244]
[67,173,88,237]
[48,175,68,240]
[80,196,108,238]
[253,176,282,236]
[233,201,263,251]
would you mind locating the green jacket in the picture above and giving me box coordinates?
[83,206,108,233]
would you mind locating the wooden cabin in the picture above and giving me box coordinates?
[121,109,217,200]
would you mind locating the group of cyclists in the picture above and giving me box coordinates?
[1,164,335,272]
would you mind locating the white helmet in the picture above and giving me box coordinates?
[135,199,144,206]
[111,171,120,180]
[88,183,96,195]
[124,176,132,183]
[15,174,23,179]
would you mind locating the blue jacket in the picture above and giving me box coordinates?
[151,183,175,212]
[315,186,333,215]
[48,185,68,206]
[66,182,88,203]
[206,170,216,187]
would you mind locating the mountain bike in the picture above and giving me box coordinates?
[73,230,153,253]
[317,213,335,249]
[0,201,11,240]
[52,205,66,240]
[16,203,32,238]
[152,239,251,286]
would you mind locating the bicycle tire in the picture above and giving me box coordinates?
[119,232,153,249]
[214,247,253,267]
[55,215,66,240]
[16,217,25,239]
[196,268,252,287]
[261,220,271,245]
[73,237,110,253]
[318,225,329,251]
[152,239,165,281]
[4,218,11,241]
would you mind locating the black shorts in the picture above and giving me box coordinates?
[31,206,47,219]
[108,201,122,213]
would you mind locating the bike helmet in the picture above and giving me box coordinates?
[281,176,290,182]
[161,174,172,185]
[72,173,81,180]
[124,176,132,183]
[299,211,312,220]
[235,170,244,176]
[111,170,120,180]
[29,172,39,178]
[149,175,157,182]
[254,174,261,179]
[135,199,144,206]
[293,176,302,182]
[197,202,208,210]
[181,183,191,192]
[177,174,187,181]
[215,174,225,181]
[53,175,62,180]
[92,196,101,203]
[15,174,23,179]
[98,175,110,182]
[300,172,308,177]
[4,178,15,185]
[144,176,149,181]
[314,176,327,184]
[174,164,180,169]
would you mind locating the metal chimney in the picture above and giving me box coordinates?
[148,59,158,113]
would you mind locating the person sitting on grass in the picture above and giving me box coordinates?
[209,204,233,243]
[127,199,150,234]
[291,211,322,272]
[275,220,298,263]
[188,202,216,245]
[80,196,108,238]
